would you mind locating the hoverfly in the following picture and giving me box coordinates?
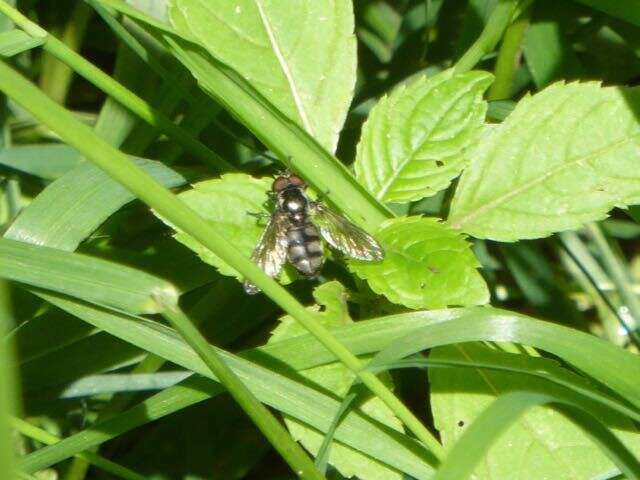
[244,173,384,294]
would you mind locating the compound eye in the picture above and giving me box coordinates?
[272,176,290,192]
[288,175,306,188]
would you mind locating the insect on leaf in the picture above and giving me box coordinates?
[354,69,493,203]
[156,173,296,285]
[349,217,489,309]
[449,81,640,241]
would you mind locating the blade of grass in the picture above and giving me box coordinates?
[23,291,437,479]
[0,29,42,57]
[0,304,18,480]
[0,59,443,459]
[454,0,521,74]
[0,144,81,179]
[18,303,640,476]
[587,223,640,335]
[558,232,640,347]
[371,354,640,423]
[0,0,231,172]
[10,418,146,480]
[4,157,186,251]
[0,237,178,314]
[161,304,324,480]
[314,382,361,474]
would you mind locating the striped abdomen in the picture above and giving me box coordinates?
[286,222,323,277]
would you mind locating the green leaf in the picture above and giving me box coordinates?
[126,0,168,22]
[367,307,640,411]
[4,158,186,251]
[270,282,404,480]
[164,173,294,285]
[349,216,489,309]
[168,0,356,153]
[449,82,640,241]
[17,305,640,475]
[0,144,82,179]
[0,29,43,57]
[432,390,640,480]
[99,0,390,232]
[354,70,493,203]
[0,238,178,314]
[430,343,640,480]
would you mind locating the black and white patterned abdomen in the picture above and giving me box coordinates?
[286,222,323,277]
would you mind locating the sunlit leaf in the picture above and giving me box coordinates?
[449,81,640,241]
[355,70,492,203]
[350,216,489,309]
[168,0,356,152]
[430,343,640,480]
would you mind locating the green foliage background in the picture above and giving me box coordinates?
[0,0,640,479]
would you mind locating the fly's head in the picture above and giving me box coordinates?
[272,173,306,194]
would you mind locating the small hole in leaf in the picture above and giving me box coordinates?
[458,420,465,427]
[435,160,444,167]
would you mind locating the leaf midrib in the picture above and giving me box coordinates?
[253,0,314,136]
[449,132,640,230]
[374,81,482,201]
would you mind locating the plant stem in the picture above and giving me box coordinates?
[162,305,324,480]
[10,418,146,480]
[587,223,640,346]
[0,60,443,459]
[0,0,232,173]
[488,7,530,100]
[454,0,520,74]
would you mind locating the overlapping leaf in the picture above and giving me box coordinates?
[270,282,404,480]
[430,343,640,480]
[449,81,640,241]
[350,216,489,309]
[161,173,295,285]
[355,70,493,203]
[168,0,356,152]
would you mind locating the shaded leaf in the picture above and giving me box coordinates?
[355,70,493,203]
[0,238,177,314]
[0,144,82,180]
[350,216,489,309]
[449,82,640,241]
[4,158,186,251]
[270,282,404,480]
[168,0,356,152]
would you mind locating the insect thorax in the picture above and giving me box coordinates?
[279,187,309,223]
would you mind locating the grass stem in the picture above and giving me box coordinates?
[10,418,146,480]
[454,0,520,74]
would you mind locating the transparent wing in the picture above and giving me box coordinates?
[309,202,384,261]
[244,211,289,294]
